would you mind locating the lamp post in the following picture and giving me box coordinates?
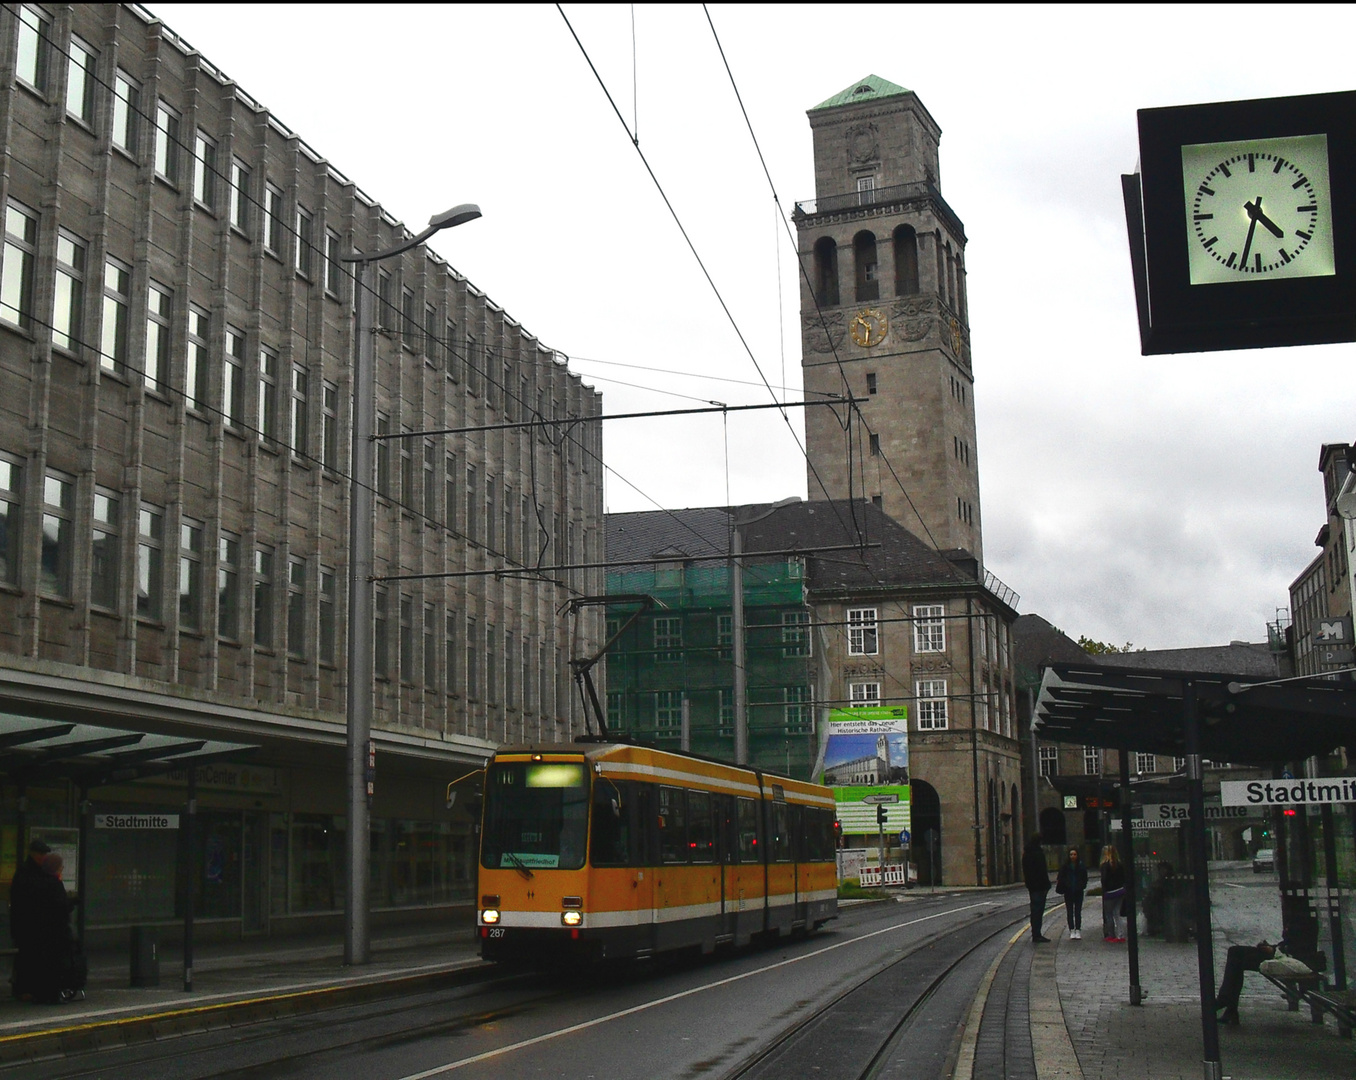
[339,204,481,965]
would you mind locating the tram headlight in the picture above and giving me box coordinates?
[482,909,500,925]
[561,910,582,927]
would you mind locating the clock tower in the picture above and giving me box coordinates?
[794,76,981,562]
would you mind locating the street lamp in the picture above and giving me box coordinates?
[339,204,481,965]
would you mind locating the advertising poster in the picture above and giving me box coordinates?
[817,706,910,834]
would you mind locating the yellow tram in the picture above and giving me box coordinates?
[476,742,839,962]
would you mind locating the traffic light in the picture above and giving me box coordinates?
[833,819,843,847]
[877,804,888,826]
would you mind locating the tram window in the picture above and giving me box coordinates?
[658,786,689,864]
[688,790,715,863]
[717,795,736,864]
[788,804,804,861]
[737,797,760,862]
[806,808,835,861]
[591,778,633,867]
[771,803,793,863]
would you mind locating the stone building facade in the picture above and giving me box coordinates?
[793,75,980,559]
[0,3,602,939]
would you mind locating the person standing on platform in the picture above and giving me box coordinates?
[1022,835,1051,943]
[1056,847,1089,939]
[1100,844,1127,942]
[8,838,50,999]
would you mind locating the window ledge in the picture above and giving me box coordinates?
[229,224,252,242]
[64,114,96,137]
[50,344,86,365]
[0,320,37,344]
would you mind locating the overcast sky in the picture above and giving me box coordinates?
[148,3,1356,650]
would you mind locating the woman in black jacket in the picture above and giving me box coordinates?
[1055,847,1089,939]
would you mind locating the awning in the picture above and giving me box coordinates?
[0,712,257,789]
[1033,662,1356,764]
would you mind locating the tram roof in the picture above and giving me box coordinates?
[1033,662,1356,766]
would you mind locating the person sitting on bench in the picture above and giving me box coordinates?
[1215,916,1320,1025]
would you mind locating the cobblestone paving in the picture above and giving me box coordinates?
[1052,866,1353,1080]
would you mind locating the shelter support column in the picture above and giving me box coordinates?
[1184,679,1222,1080]
[1119,751,1142,1005]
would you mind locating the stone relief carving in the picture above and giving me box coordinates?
[803,312,846,353]
[891,298,934,320]
[846,123,879,165]
[912,656,953,673]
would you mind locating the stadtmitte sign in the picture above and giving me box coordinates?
[1220,779,1356,807]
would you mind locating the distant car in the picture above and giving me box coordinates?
[1252,848,1274,873]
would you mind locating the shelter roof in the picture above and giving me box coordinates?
[1033,662,1356,766]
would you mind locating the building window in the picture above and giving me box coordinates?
[1083,746,1101,776]
[294,206,313,277]
[1038,745,1058,777]
[375,414,391,497]
[218,532,240,639]
[782,611,811,657]
[607,692,624,730]
[465,615,478,698]
[423,440,437,516]
[258,346,279,444]
[254,546,274,649]
[52,231,86,355]
[424,602,438,690]
[717,613,733,660]
[1136,752,1155,775]
[655,690,683,731]
[192,131,217,208]
[287,556,305,658]
[100,257,131,375]
[400,427,415,508]
[112,71,139,154]
[813,237,839,307]
[444,612,458,694]
[401,288,417,349]
[377,271,394,333]
[718,688,734,737]
[2,200,38,330]
[504,631,516,707]
[325,230,342,295]
[178,519,203,631]
[847,607,878,655]
[229,158,250,231]
[445,321,459,380]
[144,281,172,393]
[913,604,946,652]
[65,37,95,123]
[916,679,948,729]
[321,381,339,470]
[318,566,336,665]
[90,488,118,610]
[869,432,880,456]
[854,230,879,302]
[39,472,73,598]
[185,306,209,411]
[137,505,164,620]
[424,304,438,362]
[486,622,497,702]
[444,454,457,531]
[465,465,477,539]
[785,686,813,734]
[0,457,19,586]
[849,682,881,707]
[264,183,284,254]
[154,101,181,182]
[654,616,682,663]
[893,224,920,295]
[289,365,308,457]
[374,586,389,679]
[1172,756,1186,773]
[399,595,415,683]
[223,327,246,429]
[15,5,49,93]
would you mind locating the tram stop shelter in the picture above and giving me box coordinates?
[1033,661,1356,1080]
[1,711,258,991]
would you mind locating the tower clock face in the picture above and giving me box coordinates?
[850,308,888,347]
[1181,133,1335,285]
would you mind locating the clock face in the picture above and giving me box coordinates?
[1181,133,1335,285]
[850,308,888,348]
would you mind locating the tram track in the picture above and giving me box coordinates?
[722,897,1029,1080]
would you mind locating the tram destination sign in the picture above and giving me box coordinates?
[1220,778,1356,807]
[94,813,180,829]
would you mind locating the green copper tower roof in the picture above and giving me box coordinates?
[810,75,910,112]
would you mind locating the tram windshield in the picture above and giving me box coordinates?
[481,760,589,871]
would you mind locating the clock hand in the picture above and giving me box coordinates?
[1244,198,1284,239]
[1239,207,1259,268]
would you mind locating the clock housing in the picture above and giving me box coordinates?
[1126,90,1356,354]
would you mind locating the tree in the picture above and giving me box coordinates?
[1077,635,1136,655]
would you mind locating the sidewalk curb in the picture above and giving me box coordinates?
[1030,921,1083,1080]
[0,960,490,1066]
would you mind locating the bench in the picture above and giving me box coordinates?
[1261,970,1356,1038]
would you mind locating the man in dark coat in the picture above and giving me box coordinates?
[27,852,77,1005]
[1022,835,1052,942]
[9,839,50,998]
